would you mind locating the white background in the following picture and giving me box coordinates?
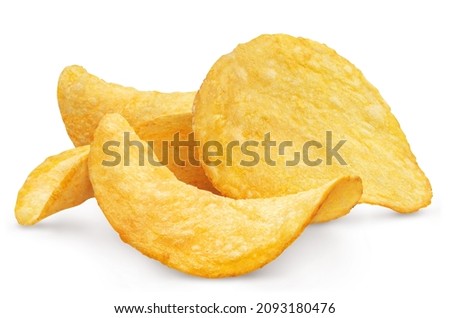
[1,1,448,317]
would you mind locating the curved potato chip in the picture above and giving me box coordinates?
[89,113,362,277]
[193,34,432,213]
[15,146,92,225]
[58,65,214,191]
[57,65,195,146]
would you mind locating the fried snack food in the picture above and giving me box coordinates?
[58,65,214,191]
[193,34,432,212]
[89,114,362,277]
[15,146,92,225]
[58,65,195,146]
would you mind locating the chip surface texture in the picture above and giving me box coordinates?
[193,34,431,212]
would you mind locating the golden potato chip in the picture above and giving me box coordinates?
[57,65,195,146]
[15,146,92,225]
[193,34,432,213]
[58,65,215,191]
[89,113,362,277]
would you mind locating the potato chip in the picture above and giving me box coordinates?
[58,65,195,146]
[193,34,432,213]
[89,113,362,277]
[58,65,214,191]
[15,146,92,225]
